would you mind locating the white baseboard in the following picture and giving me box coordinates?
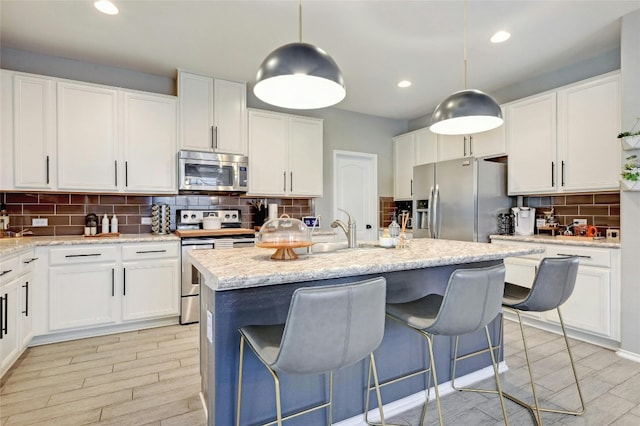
[616,349,640,363]
[333,361,508,426]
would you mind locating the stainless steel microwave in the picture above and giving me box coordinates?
[178,150,248,192]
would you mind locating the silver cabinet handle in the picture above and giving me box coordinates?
[290,172,293,192]
[551,162,555,187]
[136,250,167,254]
[463,136,467,156]
[211,125,218,150]
[469,135,473,155]
[557,253,592,259]
[65,253,101,258]
[283,171,286,192]
[46,155,50,184]
[114,160,118,186]
[125,161,129,187]
[561,161,565,187]
[111,269,115,297]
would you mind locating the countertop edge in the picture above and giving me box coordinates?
[490,234,621,249]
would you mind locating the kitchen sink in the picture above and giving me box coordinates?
[306,241,388,254]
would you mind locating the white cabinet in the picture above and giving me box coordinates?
[507,73,620,195]
[393,128,438,200]
[1,248,38,377]
[492,239,621,344]
[48,245,119,331]
[121,243,179,321]
[12,74,56,189]
[437,112,506,162]
[248,109,323,197]
[42,242,180,336]
[57,81,120,191]
[123,91,177,193]
[178,71,247,155]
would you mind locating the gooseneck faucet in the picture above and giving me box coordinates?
[331,208,357,248]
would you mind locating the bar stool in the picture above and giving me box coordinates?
[236,277,388,426]
[452,256,584,425]
[379,264,509,426]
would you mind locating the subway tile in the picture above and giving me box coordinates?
[554,206,579,216]
[99,195,127,204]
[565,194,594,205]
[5,204,23,214]
[551,195,566,206]
[610,205,621,216]
[56,205,86,214]
[114,205,140,215]
[22,204,55,215]
[594,192,620,204]
[5,193,39,204]
[151,197,176,205]
[71,194,100,204]
[118,224,139,234]
[47,216,71,226]
[29,227,55,236]
[127,216,141,225]
[139,205,152,216]
[125,196,152,205]
[38,194,71,205]
[70,216,89,226]
[579,205,610,216]
[54,226,84,236]
[86,205,114,215]
[594,216,620,227]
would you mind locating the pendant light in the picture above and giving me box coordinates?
[254,0,345,109]
[430,0,503,135]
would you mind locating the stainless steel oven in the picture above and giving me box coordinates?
[178,209,255,324]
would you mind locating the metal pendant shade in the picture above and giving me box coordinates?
[430,89,503,135]
[254,42,346,109]
[429,0,503,135]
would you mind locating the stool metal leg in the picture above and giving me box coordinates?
[364,352,395,426]
[484,325,509,425]
[237,335,246,426]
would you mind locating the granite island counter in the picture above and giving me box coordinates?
[187,238,543,425]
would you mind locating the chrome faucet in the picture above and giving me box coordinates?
[331,208,357,248]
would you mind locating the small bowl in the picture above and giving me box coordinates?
[379,236,395,248]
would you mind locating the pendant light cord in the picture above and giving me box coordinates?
[463,0,468,89]
[299,0,302,43]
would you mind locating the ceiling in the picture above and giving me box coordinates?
[1,0,639,121]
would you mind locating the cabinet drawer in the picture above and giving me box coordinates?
[546,246,610,268]
[1,254,21,284]
[49,246,118,265]
[121,243,179,261]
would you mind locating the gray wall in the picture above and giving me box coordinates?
[407,48,621,132]
[0,47,406,227]
[620,10,640,359]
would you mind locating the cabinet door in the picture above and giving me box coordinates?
[178,72,215,152]
[13,75,55,189]
[288,117,323,197]
[1,279,21,375]
[415,128,438,165]
[122,259,179,321]
[544,265,611,337]
[393,133,415,200]
[214,79,247,155]
[57,82,119,191]
[437,134,466,161]
[123,91,177,193]
[469,110,507,158]
[49,264,118,330]
[248,110,288,196]
[507,93,557,194]
[1,71,14,189]
[558,75,621,192]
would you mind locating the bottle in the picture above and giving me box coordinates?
[111,214,118,233]
[0,202,8,232]
[102,213,109,234]
[389,211,400,238]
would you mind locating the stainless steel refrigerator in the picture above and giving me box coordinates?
[412,157,511,242]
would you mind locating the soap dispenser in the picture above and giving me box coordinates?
[111,214,118,233]
[102,213,109,234]
[389,211,400,238]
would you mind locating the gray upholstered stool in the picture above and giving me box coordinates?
[452,256,584,426]
[236,277,388,426]
[379,264,509,426]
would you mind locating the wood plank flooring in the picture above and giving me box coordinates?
[2,321,640,425]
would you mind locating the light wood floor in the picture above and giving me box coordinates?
[3,321,640,425]
[0,324,204,426]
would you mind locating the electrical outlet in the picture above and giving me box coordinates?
[32,218,48,227]
[573,219,587,226]
[141,217,152,225]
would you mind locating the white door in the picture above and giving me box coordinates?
[334,151,378,241]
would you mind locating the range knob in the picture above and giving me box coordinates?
[191,214,196,219]
[225,213,231,219]
[182,214,188,220]
[232,213,238,219]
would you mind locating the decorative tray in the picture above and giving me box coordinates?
[256,241,314,260]
[84,232,121,238]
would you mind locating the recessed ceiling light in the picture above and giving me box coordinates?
[397,80,412,88]
[490,31,511,43]
[94,0,119,15]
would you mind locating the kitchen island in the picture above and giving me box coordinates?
[188,238,543,425]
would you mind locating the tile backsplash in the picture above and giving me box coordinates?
[524,191,620,229]
[1,192,312,237]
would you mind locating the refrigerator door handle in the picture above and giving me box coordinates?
[427,186,434,238]
[433,184,440,239]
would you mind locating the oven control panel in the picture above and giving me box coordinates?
[177,209,241,227]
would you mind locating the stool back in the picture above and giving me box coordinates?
[272,277,386,375]
[426,264,506,336]
[509,256,579,312]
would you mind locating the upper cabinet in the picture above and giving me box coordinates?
[437,107,507,161]
[507,73,620,195]
[393,128,438,200]
[177,71,247,155]
[248,109,323,197]
[1,71,178,194]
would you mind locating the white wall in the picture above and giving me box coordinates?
[619,10,640,359]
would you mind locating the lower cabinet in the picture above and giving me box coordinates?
[493,239,621,344]
[42,241,180,335]
[1,248,38,377]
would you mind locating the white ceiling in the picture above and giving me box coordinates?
[1,0,639,120]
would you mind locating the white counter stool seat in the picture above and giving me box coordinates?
[501,256,584,425]
[236,277,388,426]
[380,264,509,426]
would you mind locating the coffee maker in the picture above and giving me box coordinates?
[512,207,536,236]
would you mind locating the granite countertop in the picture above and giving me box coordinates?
[188,238,544,291]
[0,233,180,256]
[490,234,621,249]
